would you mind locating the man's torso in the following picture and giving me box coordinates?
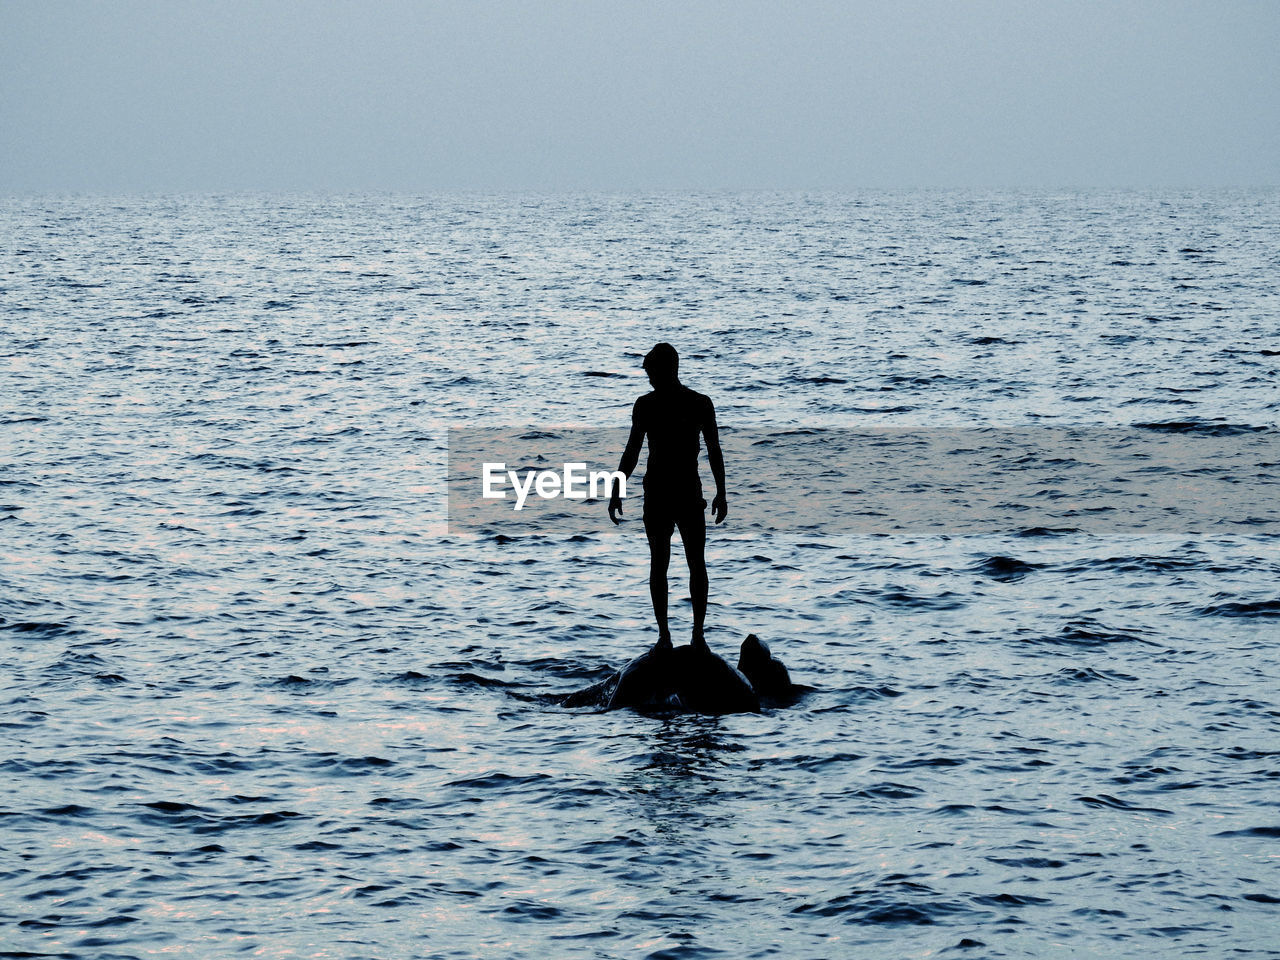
[635,386,711,504]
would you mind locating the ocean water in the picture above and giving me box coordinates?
[2,191,1278,958]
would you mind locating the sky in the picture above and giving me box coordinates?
[2,0,1278,192]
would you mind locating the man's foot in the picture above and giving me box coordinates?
[651,632,673,656]
[691,629,710,654]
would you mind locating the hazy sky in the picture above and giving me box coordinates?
[3,0,1278,192]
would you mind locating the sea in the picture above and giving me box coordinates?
[2,191,1278,959]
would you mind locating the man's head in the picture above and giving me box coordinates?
[643,342,680,387]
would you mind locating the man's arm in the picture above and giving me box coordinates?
[608,400,645,525]
[704,397,728,524]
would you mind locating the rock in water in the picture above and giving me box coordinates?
[548,634,802,713]
[737,633,792,697]
[607,643,760,714]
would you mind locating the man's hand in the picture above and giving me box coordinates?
[608,492,624,525]
[711,492,727,524]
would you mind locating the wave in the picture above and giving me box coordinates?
[1196,598,1280,619]
[973,555,1042,580]
[1133,420,1268,437]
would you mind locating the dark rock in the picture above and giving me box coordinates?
[608,643,760,714]
[737,633,793,697]
[551,634,803,714]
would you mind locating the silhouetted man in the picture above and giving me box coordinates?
[609,343,727,654]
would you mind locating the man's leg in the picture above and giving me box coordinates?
[676,507,708,651]
[644,512,674,651]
